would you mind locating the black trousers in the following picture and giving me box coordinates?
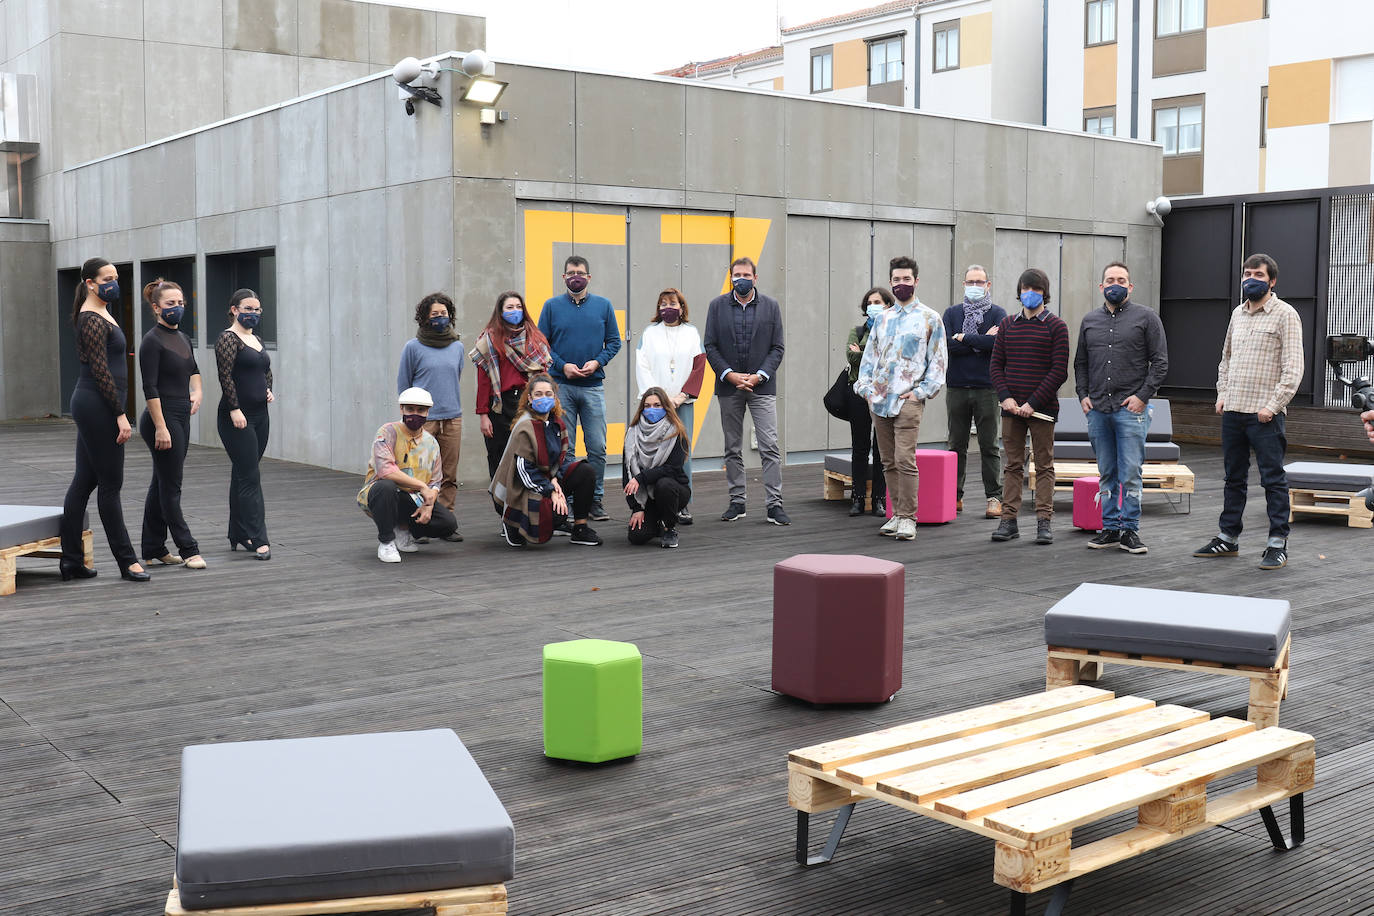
[218,404,270,547]
[559,462,596,522]
[846,388,886,503]
[627,478,689,545]
[365,479,458,542]
[139,399,200,559]
[482,388,523,478]
[61,382,137,569]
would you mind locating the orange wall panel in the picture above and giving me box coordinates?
[1268,60,1332,128]
[1083,44,1117,110]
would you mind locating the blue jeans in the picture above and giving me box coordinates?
[558,383,607,503]
[1219,411,1289,546]
[1086,406,1151,532]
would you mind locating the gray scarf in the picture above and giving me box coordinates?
[961,297,992,337]
[623,418,681,506]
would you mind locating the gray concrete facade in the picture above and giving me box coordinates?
[27,57,1163,488]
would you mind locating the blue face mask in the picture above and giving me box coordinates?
[731,276,754,297]
[429,315,451,332]
[160,305,185,326]
[502,309,524,325]
[1241,277,1271,301]
[96,279,120,303]
[642,406,666,424]
[1103,284,1129,305]
[964,285,986,302]
[1020,290,1044,310]
[865,304,885,322]
[530,395,556,415]
[237,312,261,330]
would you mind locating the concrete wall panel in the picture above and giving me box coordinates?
[300,0,369,61]
[684,87,785,198]
[145,0,222,47]
[576,74,685,190]
[224,49,299,117]
[129,139,197,229]
[1093,140,1162,227]
[786,98,873,204]
[195,114,281,216]
[145,43,226,145]
[59,0,142,41]
[1026,131,1096,222]
[385,76,452,186]
[276,95,329,203]
[952,121,1027,216]
[874,110,956,212]
[274,196,334,467]
[435,12,484,55]
[368,4,434,67]
[821,218,866,451]
[327,81,386,195]
[298,56,371,95]
[225,0,298,55]
[1059,232,1096,396]
[58,34,145,168]
[0,234,57,417]
[453,65,575,184]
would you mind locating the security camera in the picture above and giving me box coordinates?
[1146,195,1172,226]
[393,56,442,115]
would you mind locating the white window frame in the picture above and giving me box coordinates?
[1157,0,1205,37]
[868,36,903,86]
[1154,101,1203,156]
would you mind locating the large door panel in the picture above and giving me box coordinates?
[822,218,870,451]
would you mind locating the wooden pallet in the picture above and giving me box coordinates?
[0,530,92,597]
[822,469,872,501]
[1048,636,1290,729]
[1027,461,1195,494]
[786,686,1312,911]
[1289,487,1373,529]
[165,883,507,915]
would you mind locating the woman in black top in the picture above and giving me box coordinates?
[844,287,892,517]
[215,289,274,560]
[138,278,206,570]
[58,257,149,582]
[623,388,691,549]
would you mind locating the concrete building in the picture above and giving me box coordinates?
[6,53,1162,486]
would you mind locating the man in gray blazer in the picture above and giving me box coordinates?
[703,257,788,525]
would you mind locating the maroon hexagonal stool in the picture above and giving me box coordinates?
[772,554,905,704]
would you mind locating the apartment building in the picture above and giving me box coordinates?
[658,46,784,91]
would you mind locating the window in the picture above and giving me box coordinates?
[207,249,277,346]
[1086,0,1117,46]
[1333,55,1374,123]
[1157,0,1204,37]
[868,36,903,85]
[141,257,198,345]
[810,46,833,93]
[1084,107,1116,136]
[1154,101,1203,155]
[934,20,959,72]
[1259,86,1268,148]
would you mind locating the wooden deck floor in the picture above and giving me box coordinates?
[2,421,1372,915]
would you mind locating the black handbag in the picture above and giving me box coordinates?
[823,368,852,421]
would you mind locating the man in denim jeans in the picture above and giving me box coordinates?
[1074,261,1169,555]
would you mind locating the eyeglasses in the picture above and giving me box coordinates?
[563,271,589,278]
[965,279,989,286]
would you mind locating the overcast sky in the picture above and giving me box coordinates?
[428,0,847,75]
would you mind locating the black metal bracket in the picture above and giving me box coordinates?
[1009,879,1074,916]
[795,804,855,867]
[1260,793,1305,850]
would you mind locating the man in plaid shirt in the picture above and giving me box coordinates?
[1193,253,1304,570]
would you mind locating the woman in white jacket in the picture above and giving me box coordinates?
[635,288,706,524]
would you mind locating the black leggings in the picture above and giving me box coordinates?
[364,479,459,541]
[846,388,885,502]
[61,382,137,569]
[627,478,689,545]
[483,389,523,478]
[560,462,596,522]
[139,399,199,559]
[218,404,270,547]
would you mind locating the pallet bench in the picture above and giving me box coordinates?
[0,505,91,596]
[166,884,507,915]
[787,686,1312,914]
[1027,460,1195,494]
[1285,460,1374,529]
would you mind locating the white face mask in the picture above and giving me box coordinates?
[965,285,987,302]
[865,304,885,321]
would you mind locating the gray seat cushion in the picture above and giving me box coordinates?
[824,452,853,476]
[1284,461,1374,492]
[1145,399,1174,441]
[0,505,84,545]
[1053,398,1174,443]
[175,729,514,910]
[1044,583,1290,668]
[1053,441,1181,462]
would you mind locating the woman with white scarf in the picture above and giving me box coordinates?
[622,387,691,549]
[634,288,705,523]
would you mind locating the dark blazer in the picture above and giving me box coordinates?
[703,292,785,396]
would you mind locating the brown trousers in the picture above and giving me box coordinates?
[1001,413,1055,521]
[424,417,462,512]
[872,398,926,519]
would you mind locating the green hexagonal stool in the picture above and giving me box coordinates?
[542,639,642,763]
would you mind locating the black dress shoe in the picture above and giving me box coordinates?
[59,561,98,581]
[120,566,151,582]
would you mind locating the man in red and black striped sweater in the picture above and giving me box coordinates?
[988,268,1070,545]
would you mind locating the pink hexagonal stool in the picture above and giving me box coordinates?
[1073,475,1104,531]
[885,449,958,523]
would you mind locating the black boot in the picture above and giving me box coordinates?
[849,495,865,517]
[870,492,887,517]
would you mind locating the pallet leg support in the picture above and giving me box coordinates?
[1009,880,1074,916]
[1046,656,1080,690]
[795,804,855,867]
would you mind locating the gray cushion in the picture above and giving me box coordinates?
[1054,398,1174,442]
[824,452,853,476]
[0,505,84,545]
[1145,399,1174,441]
[1284,461,1374,492]
[1053,441,1181,462]
[175,729,514,910]
[1044,583,1290,668]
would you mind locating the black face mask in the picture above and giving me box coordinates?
[401,413,427,431]
[1103,284,1128,305]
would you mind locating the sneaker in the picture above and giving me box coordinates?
[1118,530,1148,554]
[551,516,574,536]
[767,505,792,526]
[588,502,611,521]
[956,498,964,512]
[1035,519,1053,545]
[441,531,464,542]
[1088,530,1121,549]
[570,524,603,546]
[377,540,402,563]
[393,527,419,553]
[415,537,430,544]
[1259,545,1288,570]
[991,519,1019,542]
[849,496,865,517]
[501,523,527,548]
[985,497,1002,519]
[1192,537,1238,558]
[880,516,900,537]
[894,517,916,540]
[721,501,747,521]
[660,529,680,549]
[677,508,694,526]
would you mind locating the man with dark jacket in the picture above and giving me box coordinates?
[703,257,788,525]
[943,265,1007,519]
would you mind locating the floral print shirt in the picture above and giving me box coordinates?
[855,298,948,418]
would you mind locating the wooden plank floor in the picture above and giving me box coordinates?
[2,421,1372,915]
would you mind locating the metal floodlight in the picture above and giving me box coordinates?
[463,77,508,106]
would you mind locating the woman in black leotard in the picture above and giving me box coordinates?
[215,289,274,560]
[137,278,206,570]
[58,257,149,582]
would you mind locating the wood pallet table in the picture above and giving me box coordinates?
[822,469,872,501]
[1027,461,1195,493]
[165,883,507,915]
[1288,487,1373,529]
[0,530,91,596]
[787,686,1311,914]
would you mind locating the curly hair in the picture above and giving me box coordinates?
[516,372,564,422]
[414,292,455,325]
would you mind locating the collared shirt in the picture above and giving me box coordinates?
[720,290,770,380]
[854,298,948,418]
[1073,300,1169,412]
[1216,294,1304,415]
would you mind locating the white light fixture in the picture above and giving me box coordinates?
[1146,195,1172,227]
[463,77,508,106]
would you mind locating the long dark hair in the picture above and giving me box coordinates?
[72,257,111,326]
[630,387,689,446]
[484,291,548,346]
[227,288,258,321]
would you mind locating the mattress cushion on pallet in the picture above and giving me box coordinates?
[1054,398,1175,443]
[175,729,514,910]
[1283,461,1374,492]
[0,505,84,546]
[823,452,853,476]
[1044,583,1290,668]
[1052,441,1182,462]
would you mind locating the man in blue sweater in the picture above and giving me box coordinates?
[538,255,622,520]
[942,265,1007,519]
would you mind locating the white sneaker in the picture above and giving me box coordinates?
[880,516,900,537]
[895,517,917,540]
[377,541,402,563]
[393,527,418,553]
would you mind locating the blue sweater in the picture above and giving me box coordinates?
[537,293,622,387]
[941,301,1007,389]
[398,337,463,419]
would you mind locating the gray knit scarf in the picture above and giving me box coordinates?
[960,297,992,337]
[623,418,682,506]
